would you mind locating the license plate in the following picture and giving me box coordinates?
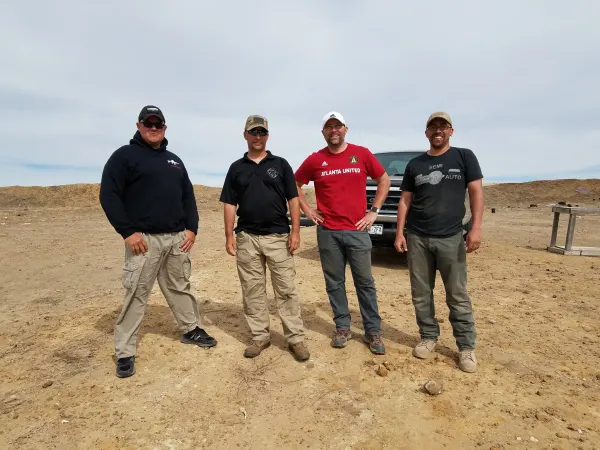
[368,224,383,235]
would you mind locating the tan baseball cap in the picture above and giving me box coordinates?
[245,115,269,131]
[426,112,452,127]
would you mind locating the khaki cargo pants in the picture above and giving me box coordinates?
[236,232,304,344]
[115,231,201,358]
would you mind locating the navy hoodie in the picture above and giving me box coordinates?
[99,131,198,239]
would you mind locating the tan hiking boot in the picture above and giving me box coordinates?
[412,339,437,359]
[289,342,310,362]
[458,349,477,373]
[243,339,271,358]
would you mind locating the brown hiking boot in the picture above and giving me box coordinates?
[331,329,352,348]
[289,342,310,362]
[243,339,271,358]
[363,334,386,355]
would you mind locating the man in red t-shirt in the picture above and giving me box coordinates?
[295,112,391,354]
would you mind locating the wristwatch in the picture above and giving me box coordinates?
[370,206,380,214]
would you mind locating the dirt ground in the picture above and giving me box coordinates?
[1,180,599,450]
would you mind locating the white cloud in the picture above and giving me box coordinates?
[0,0,598,186]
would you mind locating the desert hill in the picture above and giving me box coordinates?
[0,179,598,209]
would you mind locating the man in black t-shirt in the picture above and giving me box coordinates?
[395,112,484,373]
[220,115,309,362]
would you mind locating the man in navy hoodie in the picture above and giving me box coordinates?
[100,105,217,378]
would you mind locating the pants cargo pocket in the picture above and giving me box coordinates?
[271,248,292,263]
[182,254,191,280]
[167,238,192,289]
[268,245,296,298]
[122,258,144,291]
[236,249,255,265]
[270,248,295,276]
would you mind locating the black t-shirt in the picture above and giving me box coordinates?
[401,147,483,237]
[220,151,299,235]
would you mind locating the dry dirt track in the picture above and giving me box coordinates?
[1,181,600,450]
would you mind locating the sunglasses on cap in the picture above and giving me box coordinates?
[142,120,165,130]
[247,128,268,136]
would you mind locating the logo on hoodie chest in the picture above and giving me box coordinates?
[167,159,181,169]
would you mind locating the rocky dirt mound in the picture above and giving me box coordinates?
[0,184,225,209]
[484,179,600,207]
[0,180,597,209]
[0,184,101,208]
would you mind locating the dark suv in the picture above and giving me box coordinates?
[366,151,472,247]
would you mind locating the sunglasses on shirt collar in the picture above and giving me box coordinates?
[142,120,165,130]
[247,128,268,136]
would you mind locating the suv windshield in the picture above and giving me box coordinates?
[374,151,423,176]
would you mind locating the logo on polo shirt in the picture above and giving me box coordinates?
[266,168,279,178]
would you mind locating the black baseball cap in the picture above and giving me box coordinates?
[138,105,165,123]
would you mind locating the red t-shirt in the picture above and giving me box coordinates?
[295,143,386,230]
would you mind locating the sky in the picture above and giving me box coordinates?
[1,1,599,187]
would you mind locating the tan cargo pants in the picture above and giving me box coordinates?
[114,231,201,358]
[236,231,304,344]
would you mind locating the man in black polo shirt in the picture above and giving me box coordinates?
[220,115,309,362]
[395,112,484,373]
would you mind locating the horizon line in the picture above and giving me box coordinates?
[2,175,600,189]
[0,162,599,187]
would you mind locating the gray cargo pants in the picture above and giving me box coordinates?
[406,231,476,350]
[316,225,382,335]
[114,231,201,358]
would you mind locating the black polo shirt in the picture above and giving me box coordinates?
[220,151,299,235]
